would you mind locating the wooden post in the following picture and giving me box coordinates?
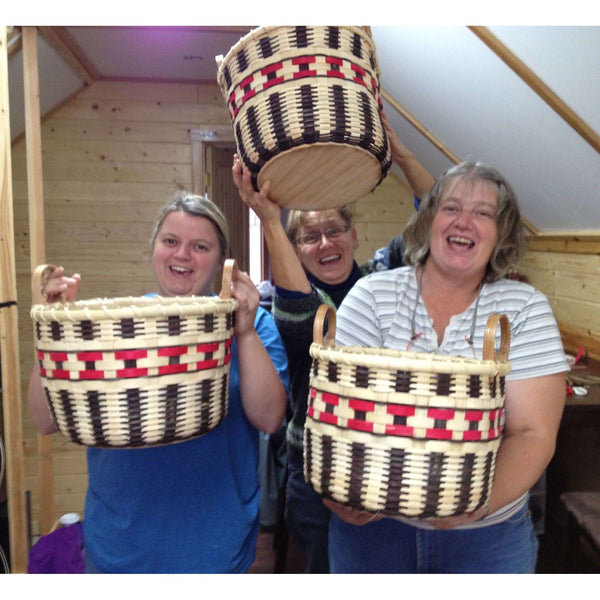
[22,26,55,537]
[0,25,29,574]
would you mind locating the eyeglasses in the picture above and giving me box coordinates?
[296,225,351,246]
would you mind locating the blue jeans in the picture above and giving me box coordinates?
[285,457,331,573]
[329,503,539,574]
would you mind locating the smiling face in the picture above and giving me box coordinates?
[428,176,499,282]
[293,209,359,285]
[151,211,223,297]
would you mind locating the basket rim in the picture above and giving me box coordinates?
[217,25,378,85]
[31,295,239,323]
[310,342,511,377]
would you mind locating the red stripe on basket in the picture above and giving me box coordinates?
[327,71,346,79]
[115,349,148,360]
[196,342,220,353]
[158,346,188,357]
[294,70,317,79]
[262,62,283,74]
[310,388,317,399]
[353,77,368,88]
[50,352,68,362]
[348,419,373,433]
[242,90,256,102]
[117,367,148,378]
[196,358,220,370]
[37,350,45,359]
[387,405,416,417]
[51,369,71,379]
[240,74,254,89]
[318,411,338,426]
[426,428,453,440]
[462,430,482,441]
[40,367,47,377]
[79,370,105,380]
[427,408,455,420]
[385,424,414,437]
[351,64,366,76]
[326,57,343,66]
[77,351,103,361]
[321,391,339,406]
[293,56,316,65]
[348,398,375,412]
[465,410,484,421]
[263,77,285,89]
[158,364,188,375]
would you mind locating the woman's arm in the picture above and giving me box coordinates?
[228,267,287,433]
[382,112,435,199]
[232,155,311,294]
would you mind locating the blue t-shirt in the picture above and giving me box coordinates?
[82,306,289,573]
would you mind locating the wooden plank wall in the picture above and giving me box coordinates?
[11,79,413,536]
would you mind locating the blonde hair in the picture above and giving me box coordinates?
[403,162,524,282]
[150,191,229,260]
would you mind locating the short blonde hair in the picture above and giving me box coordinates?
[150,191,229,260]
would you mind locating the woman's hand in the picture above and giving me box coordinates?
[228,266,260,340]
[323,498,384,526]
[40,265,81,303]
[232,155,281,225]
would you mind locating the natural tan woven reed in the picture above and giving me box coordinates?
[30,260,239,449]
[217,26,391,210]
[304,304,511,518]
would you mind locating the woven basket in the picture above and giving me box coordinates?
[30,260,239,449]
[304,304,511,518]
[216,25,391,210]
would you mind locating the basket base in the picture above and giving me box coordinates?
[258,143,382,210]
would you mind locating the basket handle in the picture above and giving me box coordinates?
[31,264,62,304]
[313,304,336,347]
[219,259,237,299]
[482,313,511,362]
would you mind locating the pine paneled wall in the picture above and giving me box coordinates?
[11,80,413,535]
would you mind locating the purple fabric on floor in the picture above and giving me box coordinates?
[28,522,85,574]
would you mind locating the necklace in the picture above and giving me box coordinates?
[408,265,483,356]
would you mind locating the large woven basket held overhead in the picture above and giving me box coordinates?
[305,304,512,519]
[30,260,239,449]
[216,25,392,210]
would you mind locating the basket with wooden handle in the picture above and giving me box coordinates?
[30,260,239,449]
[216,25,391,210]
[304,304,511,518]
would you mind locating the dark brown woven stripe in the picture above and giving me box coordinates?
[126,388,144,446]
[478,451,495,511]
[394,370,412,393]
[87,390,110,447]
[294,26,309,48]
[351,31,363,59]
[385,447,408,513]
[348,442,366,509]
[468,374,481,398]
[51,321,63,341]
[355,365,370,388]
[357,91,375,152]
[326,26,340,49]
[327,361,338,383]
[422,452,445,518]
[268,92,293,152]
[304,426,314,484]
[330,84,348,144]
[78,320,97,340]
[162,384,179,442]
[258,35,274,59]
[455,452,476,514]
[436,373,452,396]
[237,48,248,74]
[320,434,334,498]
[57,389,81,445]
[195,378,213,434]
[299,84,319,144]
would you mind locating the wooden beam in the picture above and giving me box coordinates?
[22,27,55,537]
[37,26,100,85]
[382,87,538,235]
[7,26,21,59]
[469,26,600,156]
[0,26,28,574]
[527,232,600,254]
